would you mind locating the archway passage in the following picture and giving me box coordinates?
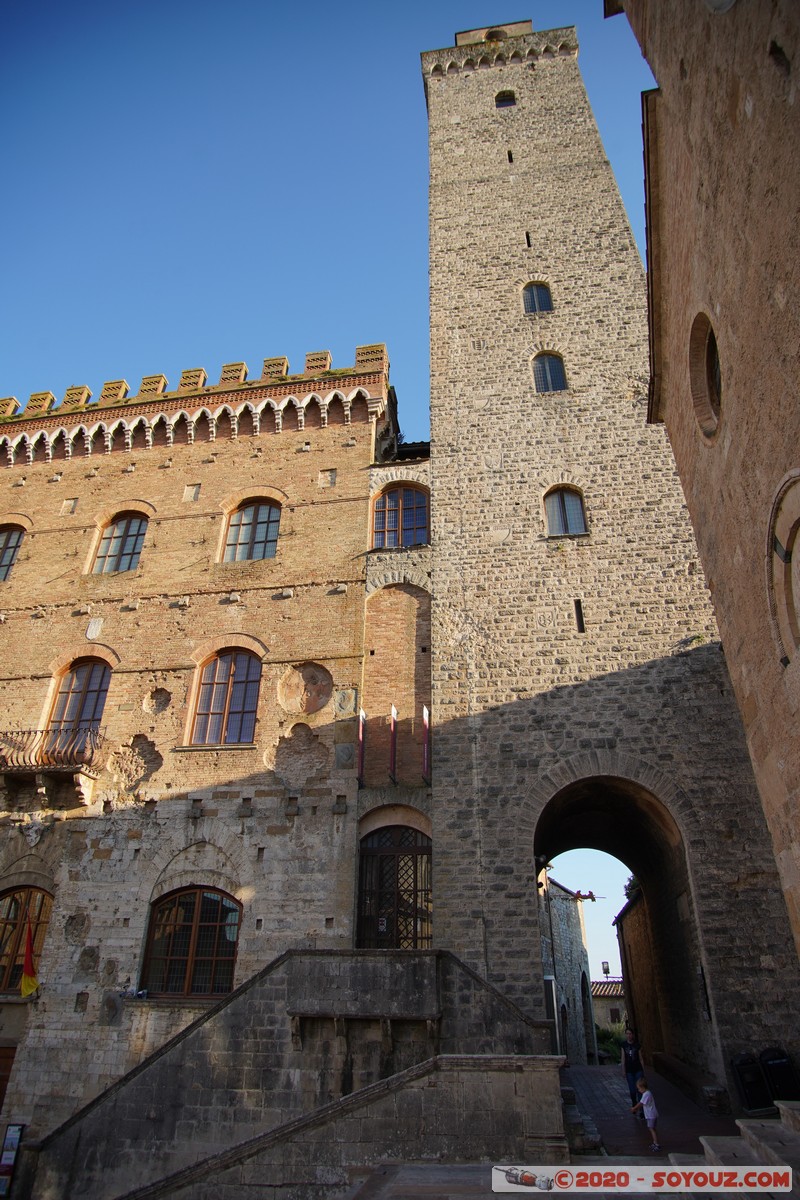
[535,776,721,1091]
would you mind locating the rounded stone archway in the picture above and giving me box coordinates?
[535,774,724,1092]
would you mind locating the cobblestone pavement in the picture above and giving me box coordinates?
[564,1064,738,1158]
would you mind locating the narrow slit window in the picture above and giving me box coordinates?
[507,150,514,164]
[574,599,586,633]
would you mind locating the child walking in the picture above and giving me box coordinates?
[631,1077,660,1151]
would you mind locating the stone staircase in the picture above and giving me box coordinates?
[670,1100,800,1199]
[17,950,567,1200]
[560,1085,603,1155]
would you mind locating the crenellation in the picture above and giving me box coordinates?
[178,367,207,391]
[59,385,92,412]
[218,362,247,385]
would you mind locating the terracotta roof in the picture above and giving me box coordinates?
[591,979,625,998]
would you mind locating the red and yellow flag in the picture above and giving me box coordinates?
[20,918,38,998]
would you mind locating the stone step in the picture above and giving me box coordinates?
[700,1135,763,1167]
[347,1163,494,1198]
[737,1119,800,1172]
[777,1102,800,1137]
[668,1154,706,1166]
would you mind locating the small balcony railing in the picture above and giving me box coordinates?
[0,727,108,774]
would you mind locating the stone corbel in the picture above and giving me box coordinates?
[34,774,52,805]
[73,772,96,807]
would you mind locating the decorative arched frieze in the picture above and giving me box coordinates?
[365,567,432,596]
[0,510,33,531]
[369,462,431,496]
[188,632,269,665]
[219,485,288,516]
[47,642,122,675]
[0,852,55,896]
[144,839,247,907]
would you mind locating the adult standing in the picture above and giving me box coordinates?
[621,1028,645,1109]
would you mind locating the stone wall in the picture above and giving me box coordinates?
[618,0,800,957]
[24,950,556,1200]
[539,877,595,1064]
[422,19,800,1103]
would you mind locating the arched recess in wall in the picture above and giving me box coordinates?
[362,584,431,789]
[767,470,800,666]
[534,775,722,1090]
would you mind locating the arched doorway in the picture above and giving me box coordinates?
[535,775,723,1087]
[356,826,432,950]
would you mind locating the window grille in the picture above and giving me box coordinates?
[523,283,553,314]
[356,827,432,950]
[534,353,567,393]
[141,887,241,997]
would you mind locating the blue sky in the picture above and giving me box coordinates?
[2,0,654,448]
[2,2,650,974]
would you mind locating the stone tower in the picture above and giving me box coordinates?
[422,20,800,1103]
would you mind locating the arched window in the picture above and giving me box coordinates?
[545,488,588,537]
[93,512,147,574]
[0,887,53,992]
[356,826,432,950]
[141,887,241,997]
[495,90,516,108]
[533,352,567,393]
[373,487,429,549]
[0,526,24,581]
[48,658,111,756]
[224,501,281,562]
[523,283,553,314]
[191,650,262,745]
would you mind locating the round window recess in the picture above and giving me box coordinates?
[768,474,800,665]
[689,312,722,437]
[485,28,507,41]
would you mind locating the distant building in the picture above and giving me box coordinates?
[591,979,626,1031]
[540,877,597,1064]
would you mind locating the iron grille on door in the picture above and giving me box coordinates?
[356,826,432,949]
